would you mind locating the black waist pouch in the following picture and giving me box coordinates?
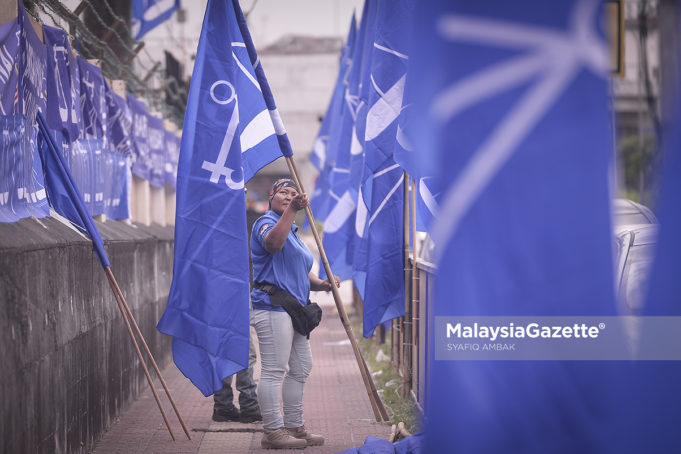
[255,282,322,337]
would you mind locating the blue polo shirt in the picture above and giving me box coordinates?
[250,210,314,311]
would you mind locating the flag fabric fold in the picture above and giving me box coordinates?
[157,0,287,396]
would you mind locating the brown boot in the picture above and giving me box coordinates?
[261,428,307,449]
[287,425,325,446]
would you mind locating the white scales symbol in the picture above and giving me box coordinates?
[201,80,244,190]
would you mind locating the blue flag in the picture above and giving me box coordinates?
[131,0,180,40]
[318,0,371,284]
[310,14,357,174]
[35,112,110,267]
[309,14,357,225]
[43,25,81,142]
[352,0,414,337]
[411,1,621,452]
[157,0,287,396]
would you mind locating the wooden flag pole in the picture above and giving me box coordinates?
[285,157,390,423]
[102,269,176,441]
[410,178,419,391]
[104,267,192,440]
[401,172,411,396]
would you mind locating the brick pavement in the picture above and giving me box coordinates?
[91,295,390,454]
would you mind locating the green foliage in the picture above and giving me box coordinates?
[617,134,656,200]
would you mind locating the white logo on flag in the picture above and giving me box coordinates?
[201,80,244,190]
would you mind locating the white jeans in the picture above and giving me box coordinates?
[253,309,313,430]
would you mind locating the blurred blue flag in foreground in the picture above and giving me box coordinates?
[157,0,286,396]
[412,1,620,451]
[35,112,110,268]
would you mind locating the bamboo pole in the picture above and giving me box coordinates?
[103,269,176,441]
[410,178,419,393]
[401,172,411,396]
[104,267,192,440]
[284,157,390,422]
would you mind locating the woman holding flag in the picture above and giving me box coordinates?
[250,178,341,449]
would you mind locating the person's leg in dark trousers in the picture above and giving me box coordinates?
[212,375,240,422]
[237,331,262,422]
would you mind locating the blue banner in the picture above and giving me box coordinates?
[17,0,46,125]
[0,18,19,116]
[147,114,165,188]
[411,1,620,452]
[77,58,107,145]
[127,94,151,180]
[0,115,49,222]
[157,0,286,396]
[164,129,180,188]
[43,25,81,142]
[131,0,180,40]
[104,149,129,220]
[70,138,106,217]
[105,84,132,158]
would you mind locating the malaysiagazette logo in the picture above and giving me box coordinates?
[446,322,605,342]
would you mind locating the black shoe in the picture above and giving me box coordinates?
[212,407,240,422]
[239,407,262,423]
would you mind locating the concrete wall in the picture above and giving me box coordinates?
[0,217,174,454]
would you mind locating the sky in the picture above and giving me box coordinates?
[141,0,364,78]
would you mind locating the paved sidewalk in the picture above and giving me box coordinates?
[92,302,389,453]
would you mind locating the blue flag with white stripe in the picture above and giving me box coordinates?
[157,0,287,396]
[309,14,357,223]
[131,0,180,40]
[412,1,621,451]
[319,0,371,283]
[353,0,414,337]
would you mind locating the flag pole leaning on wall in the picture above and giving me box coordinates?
[232,0,389,422]
[35,113,190,441]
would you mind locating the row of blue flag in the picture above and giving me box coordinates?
[309,0,435,339]
[310,0,681,451]
[0,2,180,224]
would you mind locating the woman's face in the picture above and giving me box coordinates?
[270,186,299,215]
